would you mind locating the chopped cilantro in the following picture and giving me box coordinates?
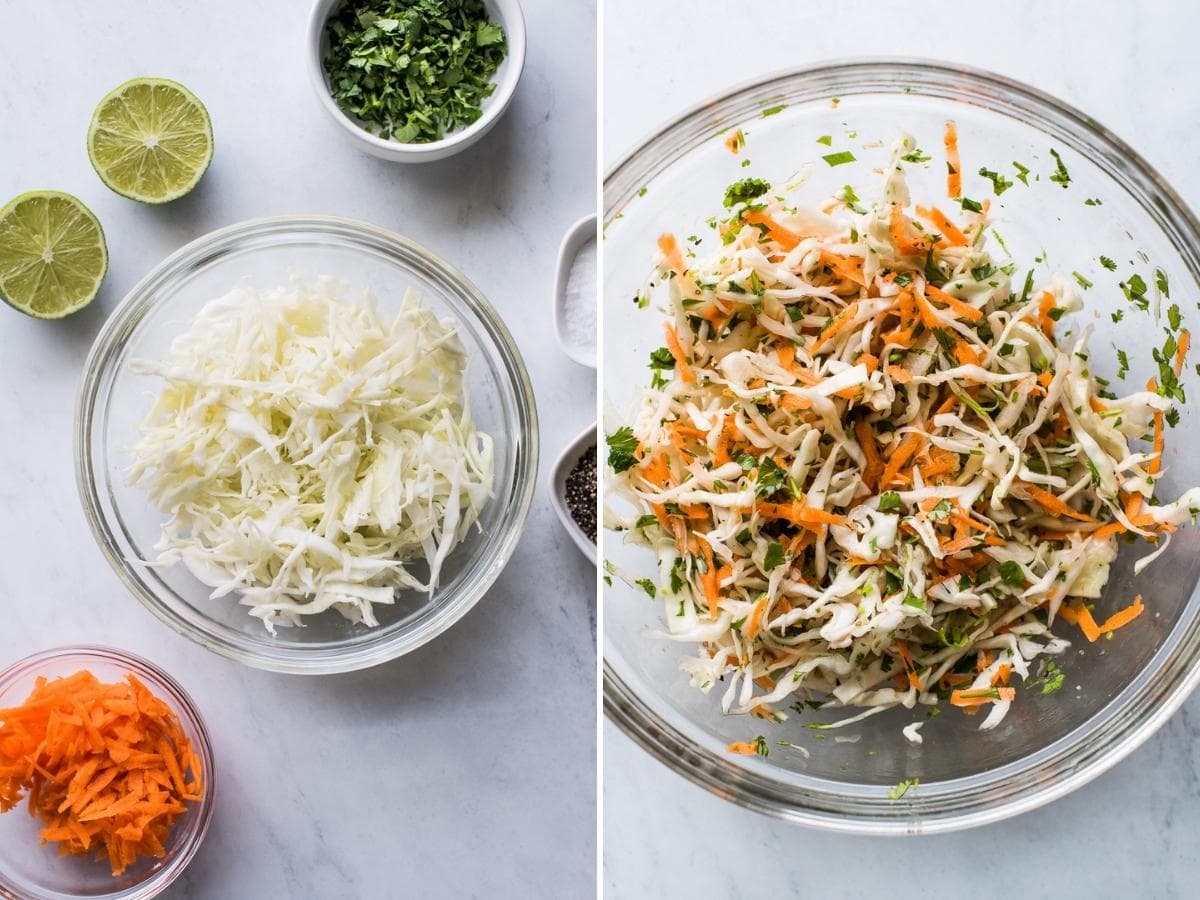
[959,196,983,213]
[1099,255,1117,271]
[1048,148,1071,187]
[1072,271,1093,290]
[763,542,786,571]
[971,264,995,282]
[816,134,832,146]
[1084,197,1102,206]
[322,0,508,144]
[978,166,1013,195]
[822,150,856,167]
[1116,349,1130,380]
[605,426,639,473]
[888,778,919,801]
[1169,303,1182,331]
[1156,268,1171,298]
[998,560,1026,587]
[1012,160,1031,185]
[761,104,787,117]
[755,456,787,496]
[901,148,932,163]
[877,491,903,513]
[723,177,771,208]
[634,578,656,598]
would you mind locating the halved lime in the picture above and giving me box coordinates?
[87,77,213,204]
[0,191,108,319]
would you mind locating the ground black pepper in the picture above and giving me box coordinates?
[565,445,597,543]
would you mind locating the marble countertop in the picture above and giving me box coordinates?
[0,1,596,897]
[603,1,1200,897]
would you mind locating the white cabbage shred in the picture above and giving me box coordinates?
[129,278,494,631]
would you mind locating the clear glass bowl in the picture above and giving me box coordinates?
[76,217,538,675]
[0,646,215,899]
[602,60,1200,832]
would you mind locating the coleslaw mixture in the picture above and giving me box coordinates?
[607,127,1199,736]
[130,278,494,631]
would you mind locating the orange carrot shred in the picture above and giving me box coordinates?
[944,121,961,198]
[0,670,203,877]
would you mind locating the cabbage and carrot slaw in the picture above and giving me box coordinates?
[607,125,1200,739]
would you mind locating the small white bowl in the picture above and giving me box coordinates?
[548,423,597,564]
[553,214,597,367]
[306,0,526,163]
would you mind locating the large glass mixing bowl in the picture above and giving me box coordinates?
[603,60,1200,832]
[77,217,538,675]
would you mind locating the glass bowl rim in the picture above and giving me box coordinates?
[602,57,1200,833]
[75,215,539,676]
[0,644,216,900]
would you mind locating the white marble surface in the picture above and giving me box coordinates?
[603,1,1200,897]
[0,1,595,897]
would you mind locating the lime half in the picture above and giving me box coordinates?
[0,191,108,319]
[87,78,213,204]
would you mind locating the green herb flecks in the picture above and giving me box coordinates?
[978,167,1013,195]
[1048,149,1071,188]
[723,178,771,208]
[323,0,507,144]
[822,150,856,167]
[606,426,639,473]
[888,778,919,801]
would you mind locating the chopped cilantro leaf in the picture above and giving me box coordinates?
[816,134,832,146]
[1048,148,1071,187]
[1100,255,1118,271]
[822,150,856,167]
[998,560,1026,587]
[723,177,771,208]
[1012,161,1031,185]
[763,542,786,571]
[877,491,903,513]
[606,427,639,473]
[978,166,1013,195]
[761,104,787,117]
[634,578,656,598]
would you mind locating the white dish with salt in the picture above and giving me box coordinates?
[553,215,597,367]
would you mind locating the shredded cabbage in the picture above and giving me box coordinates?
[129,278,494,631]
[608,128,1199,736]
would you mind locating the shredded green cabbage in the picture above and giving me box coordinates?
[129,277,494,631]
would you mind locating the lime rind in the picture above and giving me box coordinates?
[87,77,214,205]
[0,191,108,319]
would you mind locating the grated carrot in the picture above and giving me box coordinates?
[944,121,961,198]
[0,670,203,877]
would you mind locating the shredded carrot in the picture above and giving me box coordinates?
[888,206,930,257]
[943,121,961,198]
[656,233,686,278]
[700,539,721,614]
[854,418,883,490]
[663,322,696,383]
[887,365,913,384]
[726,741,761,756]
[742,211,802,251]
[1147,377,1165,476]
[880,431,923,487]
[811,302,861,353]
[1038,291,1057,338]
[0,670,203,877]
[925,284,983,322]
[1021,482,1096,523]
[950,686,1015,708]
[744,597,769,640]
[916,206,968,247]
[1176,330,1191,376]
[1098,594,1145,635]
[895,641,921,691]
[1075,604,1102,642]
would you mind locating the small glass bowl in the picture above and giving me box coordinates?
[76,217,538,674]
[0,646,215,900]
[603,59,1200,832]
